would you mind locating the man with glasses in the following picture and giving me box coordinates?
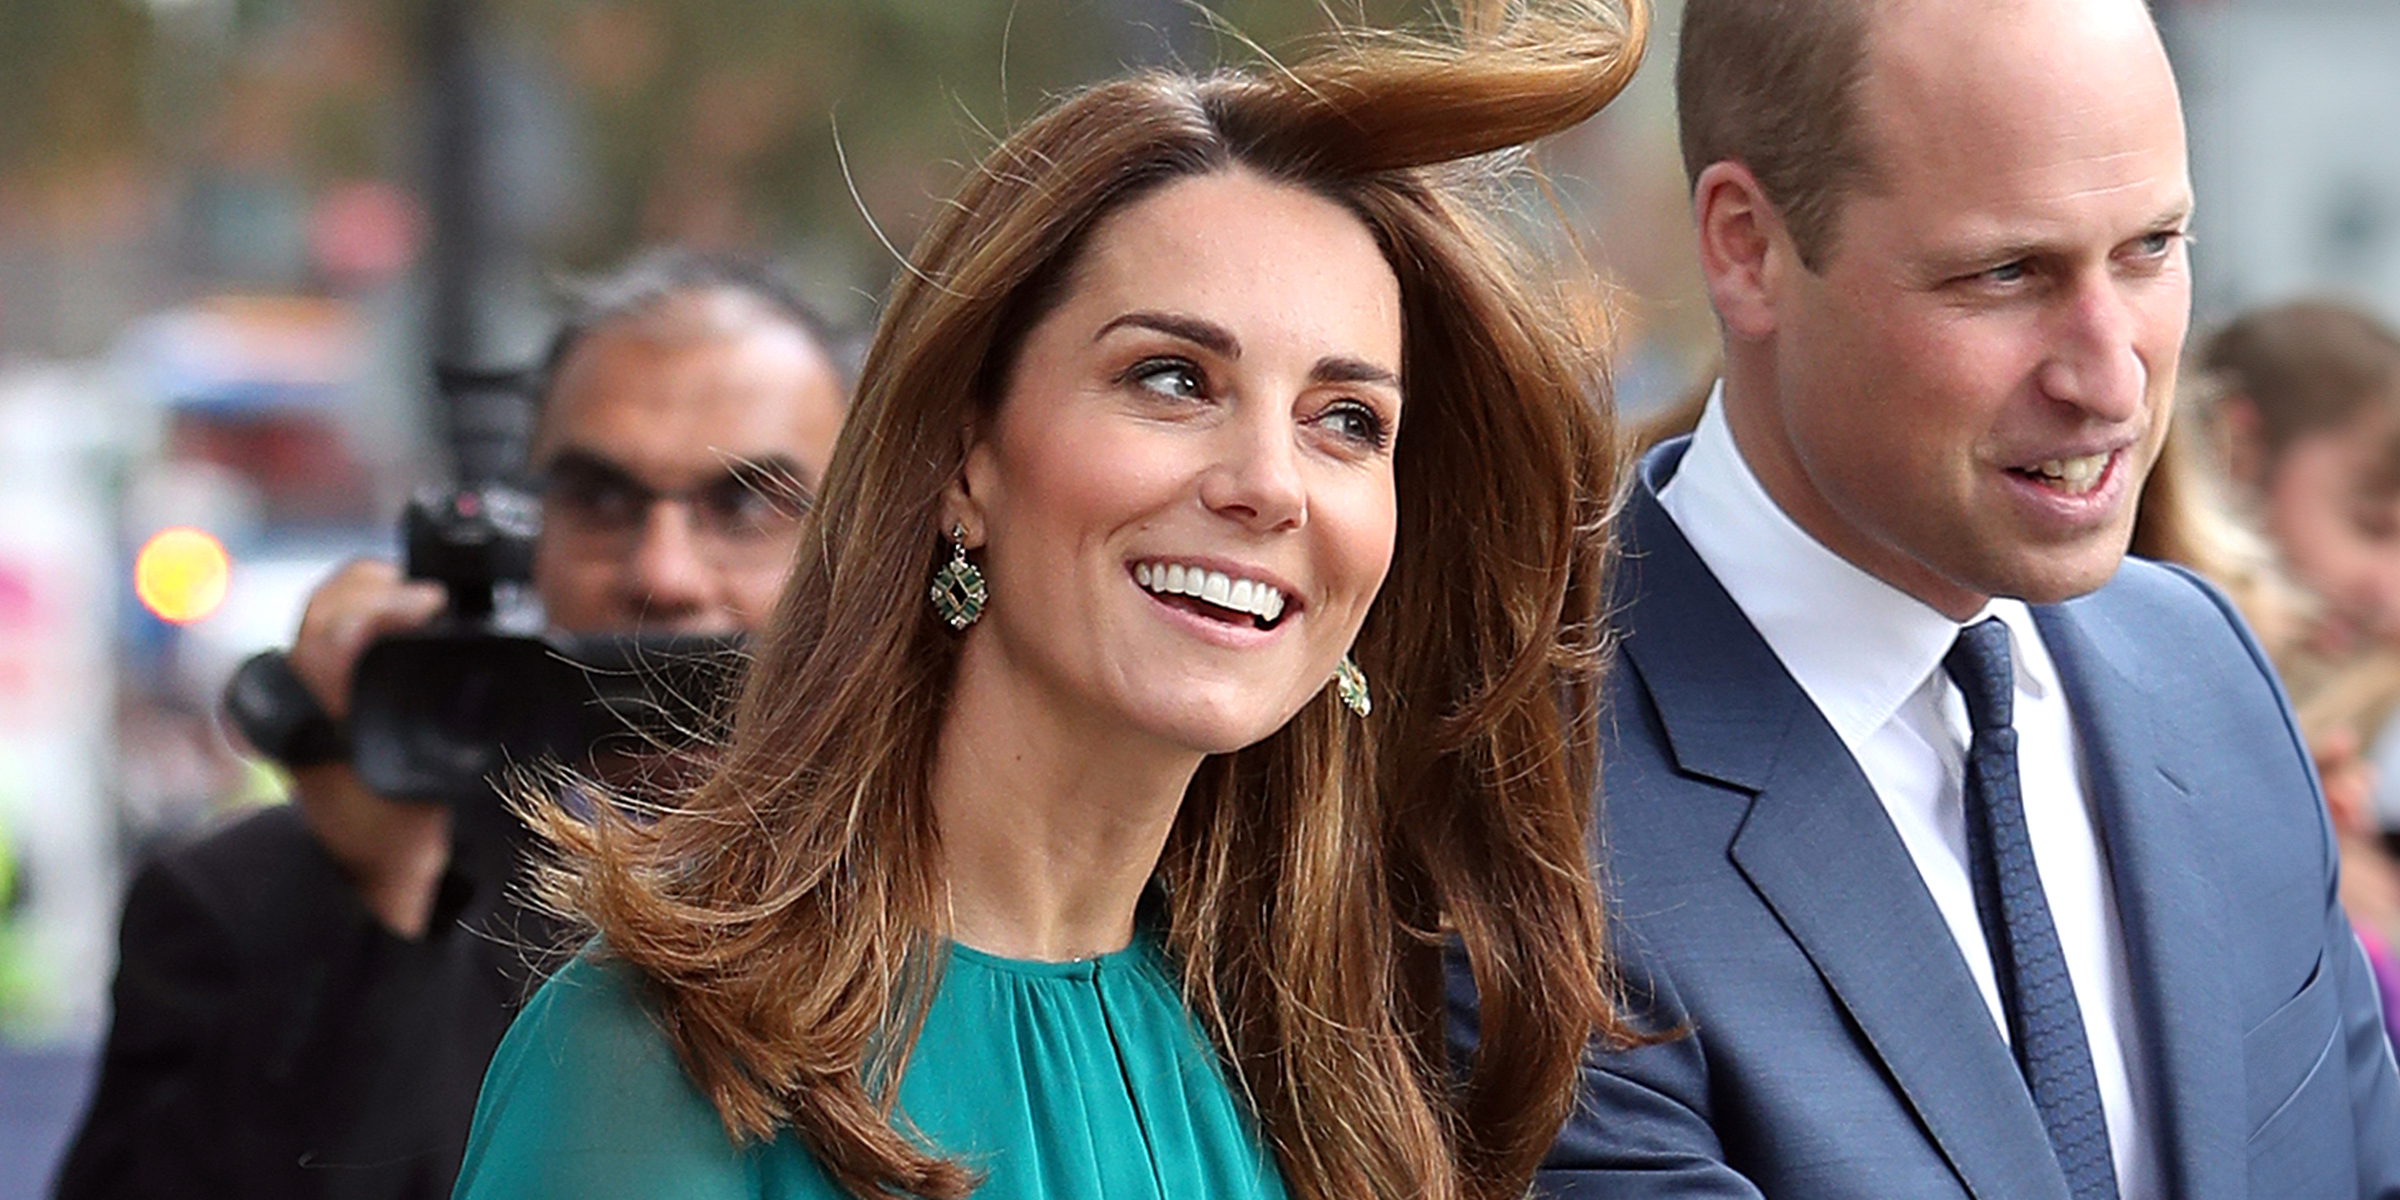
[528,255,843,635]
[56,252,847,1200]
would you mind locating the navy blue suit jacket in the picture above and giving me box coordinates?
[1485,440,2400,1198]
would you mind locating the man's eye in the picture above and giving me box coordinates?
[1127,358,1206,400]
[700,480,797,536]
[1979,260,2031,286]
[558,480,648,527]
[2133,230,2181,258]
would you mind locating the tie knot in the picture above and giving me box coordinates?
[1944,617,2015,733]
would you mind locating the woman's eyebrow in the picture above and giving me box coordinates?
[1313,356,1397,389]
[1094,311,1240,358]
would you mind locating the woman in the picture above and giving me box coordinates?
[454,3,1647,1197]
[2194,299,2400,653]
[2171,299,2400,1049]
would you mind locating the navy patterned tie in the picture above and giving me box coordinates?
[1945,619,2119,1200]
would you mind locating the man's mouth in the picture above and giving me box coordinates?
[2010,452,2112,496]
[1134,560,1289,631]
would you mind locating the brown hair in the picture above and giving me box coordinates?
[2199,299,2400,462]
[1676,0,1876,269]
[522,3,1648,1199]
[2131,413,2314,659]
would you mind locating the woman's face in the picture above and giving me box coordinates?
[2259,403,2400,650]
[952,168,1402,756]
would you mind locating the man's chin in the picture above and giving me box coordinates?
[1981,548,2132,608]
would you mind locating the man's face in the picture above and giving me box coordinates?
[1739,0,2194,618]
[529,296,845,635]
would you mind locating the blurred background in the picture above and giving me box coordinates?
[0,0,2392,1192]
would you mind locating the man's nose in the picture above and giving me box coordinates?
[619,500,715,623]
[2038,273,2148,423]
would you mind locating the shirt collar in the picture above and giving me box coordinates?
[1655,385,2054,753]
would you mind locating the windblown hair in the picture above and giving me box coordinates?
[523,4,1648,1198]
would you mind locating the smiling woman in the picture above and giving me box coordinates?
[944,171,1404,783]
[452,3,1648,1199]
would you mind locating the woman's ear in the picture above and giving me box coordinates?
[941,422,994,548]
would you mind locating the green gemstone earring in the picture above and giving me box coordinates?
[929,524,988,630]
[1334,654,1371,718]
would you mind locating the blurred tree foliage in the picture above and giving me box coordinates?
[0,0,151,189]
[500,0,1444,278]
[0,0,1439,298]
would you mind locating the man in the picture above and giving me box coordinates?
[55,251,847,1200]
[1514,0,2400,1196]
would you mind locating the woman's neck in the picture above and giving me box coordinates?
[930,655,1202,962]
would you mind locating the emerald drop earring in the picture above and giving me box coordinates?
[929,524,988,630]
[1335,654,1371,718]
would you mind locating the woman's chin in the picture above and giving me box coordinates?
[1124,696,1311,761]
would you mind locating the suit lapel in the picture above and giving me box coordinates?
[2036,600,2244,1200]
[1619,444,2067,1200]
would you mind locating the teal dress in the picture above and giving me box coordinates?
[452,931,1288,1199]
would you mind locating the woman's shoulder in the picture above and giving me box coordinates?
[454,952,838,1199]
[474,953,693,1111]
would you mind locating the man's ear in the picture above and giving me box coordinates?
[1693,160,1793,342]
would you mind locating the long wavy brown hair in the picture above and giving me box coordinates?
[524,3,1648,1198]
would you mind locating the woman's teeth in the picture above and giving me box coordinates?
[2026,453,2108,495]
[1134,561,1287,624]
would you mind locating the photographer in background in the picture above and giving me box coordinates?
[54,251,849,1200]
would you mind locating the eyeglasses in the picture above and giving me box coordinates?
[537,450,812,566]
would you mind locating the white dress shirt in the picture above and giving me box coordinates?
[1656,389,2158,1200]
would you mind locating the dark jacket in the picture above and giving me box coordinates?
[54,797,559,1200]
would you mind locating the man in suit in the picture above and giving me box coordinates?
[54,251,847,1200]
[1518,0,2400,1195]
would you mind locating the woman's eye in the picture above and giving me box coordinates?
[1317,400,1388,450]
[1127,358,1205,400]
[2351,505,2400,543]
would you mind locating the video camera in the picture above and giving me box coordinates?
[226,364,743,806]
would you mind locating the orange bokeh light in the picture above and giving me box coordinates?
[135,527,232,625]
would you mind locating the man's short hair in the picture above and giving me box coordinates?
[539,249,840,402]
[1676,0,1877,271]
